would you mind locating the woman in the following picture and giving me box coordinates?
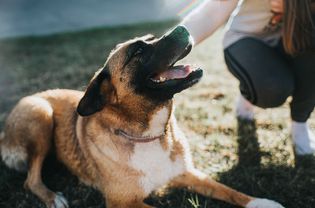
[181,0,315,155]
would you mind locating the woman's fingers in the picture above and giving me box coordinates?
[270,0,284,13]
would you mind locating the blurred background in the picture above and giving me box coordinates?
[0,0,203,38]
[0,0,314,208]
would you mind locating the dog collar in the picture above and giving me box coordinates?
[114,129,164,143]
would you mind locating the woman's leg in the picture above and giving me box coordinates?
[224,37,315,155]
[236,94,255,120]
[289,47,315,155]
[224,37,294,114]
[289,13,315,123]
[290,52,315,122]
[287,15,315,155]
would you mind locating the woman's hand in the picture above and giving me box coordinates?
[270,0,284,14]
[181,0,239,45]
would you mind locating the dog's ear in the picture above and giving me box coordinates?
[77,68,112,116]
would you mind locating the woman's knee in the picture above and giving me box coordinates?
[224,38,295,109]
[242,79,293,108]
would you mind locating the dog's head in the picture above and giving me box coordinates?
[77,26,203,116]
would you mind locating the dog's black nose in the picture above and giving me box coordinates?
[164,25,192,44]
[170,25,190,37]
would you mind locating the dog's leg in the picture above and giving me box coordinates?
[14,97,69,208]
[24,155,68,208]
[170,169,284,208]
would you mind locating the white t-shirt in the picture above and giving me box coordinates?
[223,0,282,48]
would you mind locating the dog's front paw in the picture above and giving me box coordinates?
[50,192,69,208]
[246,198,285,208]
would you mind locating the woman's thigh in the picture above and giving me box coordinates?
[224,38,294,108]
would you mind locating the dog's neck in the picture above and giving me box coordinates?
[74,97,175,146]
[99,100,173,143]
[113,129,164,143]
[141,105,171,138]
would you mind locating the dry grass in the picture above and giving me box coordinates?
[0,21,314,208]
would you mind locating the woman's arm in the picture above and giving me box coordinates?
[181,0,239,45]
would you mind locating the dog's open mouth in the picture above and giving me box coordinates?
[151,64,194,81]
[146,43,203,89]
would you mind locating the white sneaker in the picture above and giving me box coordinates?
[291,121,315,155]
[246,198,285,208]
[236,94,255,120]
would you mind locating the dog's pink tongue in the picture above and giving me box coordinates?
[155,65,192,80]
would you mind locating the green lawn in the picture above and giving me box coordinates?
[0,21,315,208]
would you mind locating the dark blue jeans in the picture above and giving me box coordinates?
[224,34,315,122]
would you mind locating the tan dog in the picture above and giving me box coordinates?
[0,26,284,208]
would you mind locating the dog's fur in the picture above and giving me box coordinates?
[0,27,283,208]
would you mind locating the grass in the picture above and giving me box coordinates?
[0,21,315,208]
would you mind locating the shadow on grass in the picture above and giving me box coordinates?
[147,118,315,208]
[236,118,261,167]
[214,119,315,208]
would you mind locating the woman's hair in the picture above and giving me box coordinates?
[283,0,314,55]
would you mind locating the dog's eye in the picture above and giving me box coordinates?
[124,42,147,67]
[133,47,144,57]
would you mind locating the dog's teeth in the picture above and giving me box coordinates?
[150,78,158,83]
[160,77,166,82]
[150,76,167,83]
